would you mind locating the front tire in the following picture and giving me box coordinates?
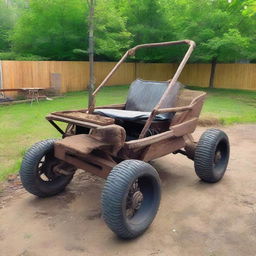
[194,129,230,183]
[101,160,161,239]
[20,139,74,197]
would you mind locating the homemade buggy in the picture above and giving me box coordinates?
[20,40,230,239]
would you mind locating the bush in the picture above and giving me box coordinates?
[0,51,48,60]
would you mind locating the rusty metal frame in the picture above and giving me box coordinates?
[88,40,196,138]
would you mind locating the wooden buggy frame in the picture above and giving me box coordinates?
[45,40,206,179]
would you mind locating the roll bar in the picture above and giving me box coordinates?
[88,39,196,138]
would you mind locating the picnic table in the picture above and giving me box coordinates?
[20,88,45,103]
[0,87,46,104]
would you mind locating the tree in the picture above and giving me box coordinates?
[243,0,256,16]
[93,0,131,60]
[87,0,95,109]
[10,0,131,61]
[4,0,256,66]
[164,0,256,87]
[120,0,175,62]
[11,0,88,60]
[0,0,16,52]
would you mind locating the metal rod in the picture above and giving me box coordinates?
[88,51,130,113]
[156,106,192,114]
[92,50,130,97]
[48,120,65,135]
[130,40,194,53]
[139,41,195,138]
[155,41,195,110]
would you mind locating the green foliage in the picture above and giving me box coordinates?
[0,0,16,51]
[201,28,251,62]
[119,0,175,62]
[11,0,88,60]
[0,0,255,62]
[94,0,131,60]
[165,0,256,63]
[9,0,131,61]
[0,51,48,60]
[0,51,19,60]
[242,0,256,16]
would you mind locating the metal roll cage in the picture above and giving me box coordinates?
[88,40,196,138]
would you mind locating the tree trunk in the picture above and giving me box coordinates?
[209,57,217,88]
[88,0,95,109]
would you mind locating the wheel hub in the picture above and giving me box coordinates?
[38,154,63,181]
[214,150,222,164]
[126,180,143,218]
[132,191,143,210]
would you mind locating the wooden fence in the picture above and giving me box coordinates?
[0,61,255,96]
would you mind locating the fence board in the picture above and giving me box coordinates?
[179,63,212,87]
[136,63,177,81]
[214,64,256,90]
[94,62,135,86]
[1,61,256,97]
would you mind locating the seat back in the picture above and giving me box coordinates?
[125,79,181,119]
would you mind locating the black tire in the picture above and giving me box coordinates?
[194,129,230,183]
[101,160,161,239]
[20,139,74,197]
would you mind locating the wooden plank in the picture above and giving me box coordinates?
[95,62,135,86]
[53,112,115,125]
[46,114,102,128]
[179,63,212,87]
[125,130,175,149]
[214,63,256,90]
[141,136,185,162]
[63,155,110,179]
[136,63,176,81]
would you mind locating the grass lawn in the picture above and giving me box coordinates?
[0,85,255,181]
[191,86,256,124]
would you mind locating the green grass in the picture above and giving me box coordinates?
[0,85,255,181]
[190,86,256,124]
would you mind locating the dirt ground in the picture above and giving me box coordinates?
[0,124,256,256]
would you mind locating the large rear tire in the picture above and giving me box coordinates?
[20,139,74,197]
[194,129,230,183]
[101,160,161,239]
